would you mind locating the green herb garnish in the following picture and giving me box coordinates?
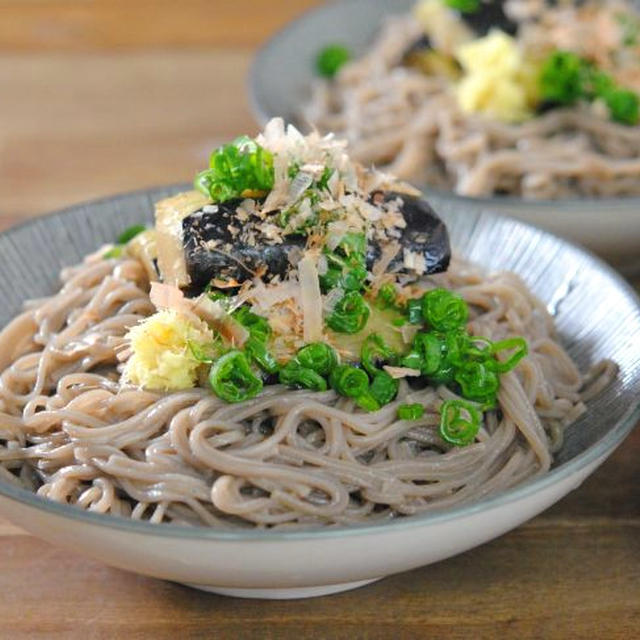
[369,371,399,405]
[195,135,275,203]
[104,224,146,259]
[444,0,480,13]
[439,399,481,446]
[326,291,370,334]
[116,224,147,245]
[279,361,328,392]
[361,333,396,376]
[209,350,262,403]
[397,403,425,421]
[296,342,338,376]
[422,288,469,331]
[316,44,351,78]
[329,365,369,398]
[539,50,639,125]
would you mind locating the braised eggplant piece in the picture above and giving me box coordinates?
[182,199,305,292]
[181,192,450,294]
[403,33,432,62]
[369,191,451,275]
[459,1,517,36]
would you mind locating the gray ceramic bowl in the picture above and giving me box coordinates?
[249,0,640,273]
[0,186,638,598]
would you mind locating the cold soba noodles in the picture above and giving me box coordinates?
[305,0,640,199]
[0,120,615,528]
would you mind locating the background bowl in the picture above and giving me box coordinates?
[249,0,640,274]
[0,185,638,599]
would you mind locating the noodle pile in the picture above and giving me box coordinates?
[0,251,614,529]
[304,2,640,199]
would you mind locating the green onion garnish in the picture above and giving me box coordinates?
[355,392,381,412]
[279,361,327,392]
[244,336,279,375]
[296,342,338,376]
[116,224,147,245]
[329,365,369,398]
[369,371,399,406]
[316,44,351,78]
[453,361,499,407]
[194,135,275,203]
[361,334,396,376]
[406,298,424,324]
[444,0,481,13]
[326,291,370,334]
[539,51,639,125]
[439,399,481,446]
[488,337,528,373]
[209,350,262,403]
[422,288,468,332]
[397,403,425,421]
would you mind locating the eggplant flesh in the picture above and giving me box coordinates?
[182,193,451,294]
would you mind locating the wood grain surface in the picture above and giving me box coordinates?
[0,2,638,638]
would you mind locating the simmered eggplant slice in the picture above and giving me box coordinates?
[369,191,451,275]
[181,192,451,294]
[182,200,305,291]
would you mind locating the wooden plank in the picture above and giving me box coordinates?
[0,522,637,639]
[0,50,258,217]
[0,424,636,638]
[0,0,323,52]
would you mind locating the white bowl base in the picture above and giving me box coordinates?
[181,577,382,599]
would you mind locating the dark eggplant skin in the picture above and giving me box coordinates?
[182,199,305,291]
[459,1,518,36]
[368,191,451,275]
[182,192,451,294]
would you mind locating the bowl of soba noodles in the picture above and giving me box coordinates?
[0,119,638,599]
[250,0,640,273]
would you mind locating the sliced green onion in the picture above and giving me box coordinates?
[327,292,370,334]
[103,246,123,259]
[376,283,398,310]
[355,392,381,412]
[329,365,369,398]
[445,0,481,13]
[439,399,481,446]
[361,334,395,376]
[279,361,327,392]
[369,371,399,406]
[397,403,425,421]
[341,266,368,292]
[195,135,274,203]
[188,340,214,364]
[245,336,279,374]
[296,342,338,376]
[116,224,146,245]
[453,361,499,406]
[422,288,468,332]
[233,306,271,343]
[412,332,444,375]
[406,298,424,325]
[209,350,262,403]
[316,44,351,78]
[604,87,639,125]
[401,350,424,371]
[488,337,528,373]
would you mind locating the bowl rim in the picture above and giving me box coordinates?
[248,0,640,211]
[0,184,638,542]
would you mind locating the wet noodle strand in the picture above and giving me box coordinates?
[0,255,614,529]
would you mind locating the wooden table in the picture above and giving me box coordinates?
[0,2,638,638]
